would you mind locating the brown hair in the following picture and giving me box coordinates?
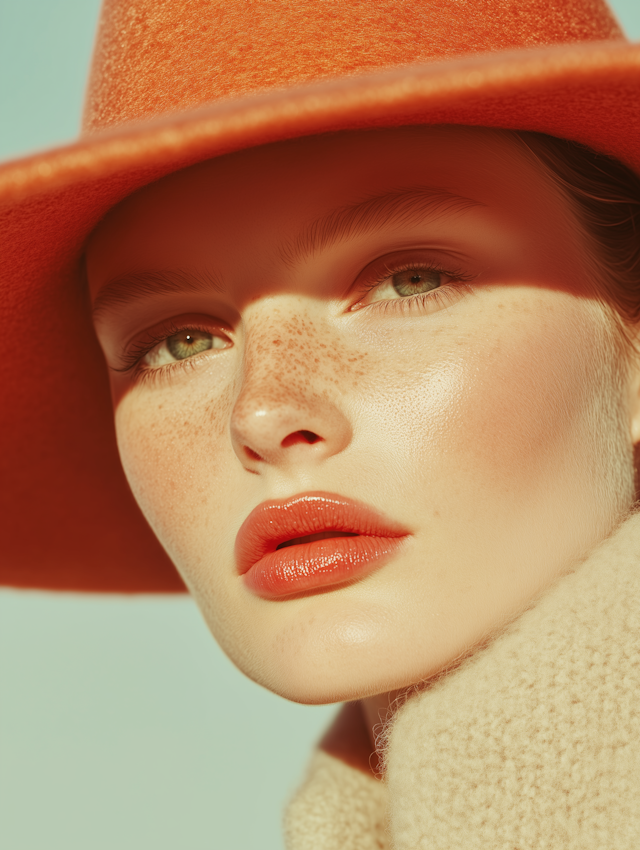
[512,131,640,361]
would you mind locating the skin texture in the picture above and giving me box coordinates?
[87,126,640,754]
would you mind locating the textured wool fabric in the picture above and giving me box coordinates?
[284,750,388,850]
[84,0,621,131]
[2,0,640,591]
[284,509,640,849]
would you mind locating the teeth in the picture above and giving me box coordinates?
[276,531,359,550]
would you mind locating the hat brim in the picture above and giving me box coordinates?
[2,38,639,592]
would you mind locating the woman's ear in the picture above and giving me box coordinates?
[626,336,640,503]
[633,443,640,505]
[628,335,640,443]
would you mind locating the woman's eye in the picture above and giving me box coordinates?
[144,328,230,367]
[167,329,219,360]
[389,267,443,297]
[362,264,451,306]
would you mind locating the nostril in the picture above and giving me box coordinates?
[281,429,323,448]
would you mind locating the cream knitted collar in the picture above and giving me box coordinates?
[284,510,640,850]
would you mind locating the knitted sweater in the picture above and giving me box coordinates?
[283,510,640,849]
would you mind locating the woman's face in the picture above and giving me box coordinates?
[87,126,640,705]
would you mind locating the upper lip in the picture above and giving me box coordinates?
[235,490,411,575]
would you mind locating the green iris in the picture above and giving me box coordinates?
[167,329,214,360]
[392,269,441,297]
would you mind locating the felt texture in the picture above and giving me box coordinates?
[84,0,622,131]
[1,0,639,590]
[284,750,388,850]
[284,509,640,849]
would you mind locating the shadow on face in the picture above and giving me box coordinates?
[86,125,640,708]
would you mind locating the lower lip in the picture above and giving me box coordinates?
[243,534,406,599]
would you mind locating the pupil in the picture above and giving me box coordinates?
[392,268,441,297]
[167,329,214,360]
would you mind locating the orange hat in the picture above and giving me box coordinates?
[1,0,638,593]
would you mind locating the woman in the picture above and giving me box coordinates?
[2,0,639,846]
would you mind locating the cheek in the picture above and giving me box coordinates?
[366,296,613,510]
[455,325,578,490]
[113,380,235,567]
[450,301,612,502]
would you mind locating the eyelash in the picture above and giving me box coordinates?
[116,259,476,382]
[114,320,219,379]
[352,259,475,317]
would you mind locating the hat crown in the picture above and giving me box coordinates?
[84,0,623,133]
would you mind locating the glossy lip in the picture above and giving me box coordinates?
[236,491,411,599]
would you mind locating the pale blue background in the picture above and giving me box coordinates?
[1,2,639,848]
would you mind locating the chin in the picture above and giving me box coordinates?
[260,674,386,707]
[238,633,421,707]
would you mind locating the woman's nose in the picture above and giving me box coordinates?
[229,330,353,472]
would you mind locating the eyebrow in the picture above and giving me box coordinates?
[91,267,224,321]
[279,187,482,267]
[91,187,481,319]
